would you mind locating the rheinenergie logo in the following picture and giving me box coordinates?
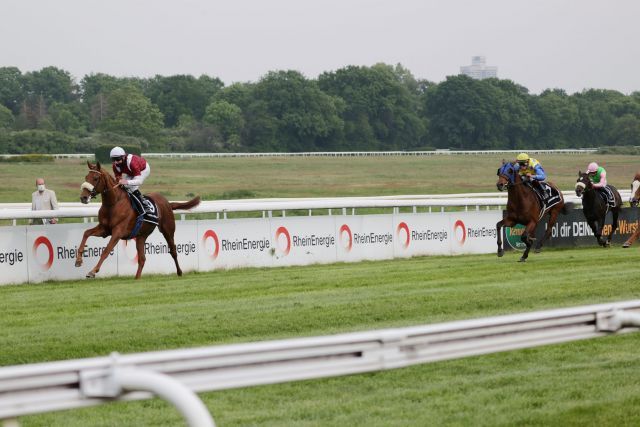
[339,224,353,251]
[202,229,220,259]
[32,236,54,270]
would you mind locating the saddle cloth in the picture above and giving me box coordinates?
[527,181,561,212]
[598,186,617,208]
[127,193,159,226]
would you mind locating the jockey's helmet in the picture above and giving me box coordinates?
[587,162,599,174]
[516,152,529,166]
[110,146,126,161]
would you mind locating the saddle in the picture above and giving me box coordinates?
[525,180,561,212]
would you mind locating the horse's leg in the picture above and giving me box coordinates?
[496,218,514,258]
[160,219,182,276]
[535,210,556,253]
[75,225,107,267]
[589,218,604,246]
[606,209,619,247]
[134,236,147,279]
[623,219,640,248]
[519,221,537,262]
[86,235,120,278]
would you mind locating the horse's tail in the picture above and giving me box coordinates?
[170,196,201,211]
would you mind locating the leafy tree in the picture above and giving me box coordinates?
[528,89,578,148]
[423,75,503,149]
[98,85,164,142]
[319,64,422,150]
[203,100,244,141]
[48,102,87,134]
[610,114,640,146]
[251,70,344,151]
[145,74,224,127]
[23,66,77,105]
[0,104,14,129]
[0,67,24,114]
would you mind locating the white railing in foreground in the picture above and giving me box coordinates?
[1,300,639,426]
[0,191,633,222]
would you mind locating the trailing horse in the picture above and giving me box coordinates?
[623,171,640,248]
[76,161,201,279]
[496,161,572,262]
[575,171,622,247]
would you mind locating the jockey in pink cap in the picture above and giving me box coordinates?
[586,162,606,188]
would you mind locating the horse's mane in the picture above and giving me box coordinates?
[634,171,640,181]
[88,162,118,187]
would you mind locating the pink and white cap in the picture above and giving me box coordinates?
[587,162,598,173]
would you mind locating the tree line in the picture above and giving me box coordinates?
[0,64,639,154]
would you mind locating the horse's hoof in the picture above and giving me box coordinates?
[75,260,82,267]
[604,242,611,248]
[518,258,527,263]
[534,248,541,254]
[86,271,95,278]
[623,242,631,248]
[497,250,504,257]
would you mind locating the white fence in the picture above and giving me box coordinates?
[0,149,598,161]
[0,190,633,223]
[1,300,639,426]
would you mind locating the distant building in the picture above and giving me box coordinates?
[460,56,498,80]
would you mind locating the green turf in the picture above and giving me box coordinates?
[2,246,639,426]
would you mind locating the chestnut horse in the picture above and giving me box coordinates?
[623,172,640,248]
[575,171,622,247]
[496,161,571,262]
[76,161,201,279]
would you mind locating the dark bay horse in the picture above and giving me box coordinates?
[76,161,201,279]
[496,161,571,262]
[575,171,622,247]
[623,172,640,248]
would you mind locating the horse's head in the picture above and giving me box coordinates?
[630,173,640,207]
[80,161,110,204]
[575,171,593,198]
[496,161,517,191]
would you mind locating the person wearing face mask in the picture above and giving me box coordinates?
[30,177,58,225]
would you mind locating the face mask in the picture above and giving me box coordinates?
[37,184,45,192]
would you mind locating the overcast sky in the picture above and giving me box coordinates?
[3,0,639,94]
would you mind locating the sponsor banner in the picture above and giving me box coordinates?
[26,223,118,283]
[117,222,198,276]
[536,207,640,247]
[450,211,501,254]
[504,207,640,249]
[198,219,273,270]
[271,217,337,266]
[393,214,451,257]
[336,215,394,262]
[0,226,28,286]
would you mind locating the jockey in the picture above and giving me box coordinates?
[586,161,614,203]
[514,153,548,198]
[586,162,606,188]
[514,153,546,182]
[110,146,151,216]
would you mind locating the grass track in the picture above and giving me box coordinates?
[3,246,640,426]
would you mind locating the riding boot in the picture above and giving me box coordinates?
[130,189,147,216]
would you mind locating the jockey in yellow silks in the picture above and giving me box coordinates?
[514,153,546,182]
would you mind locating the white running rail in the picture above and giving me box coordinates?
[1,300,639,426]
[0,191,632,222]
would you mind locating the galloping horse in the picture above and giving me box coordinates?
[496,161,571,262]
[623,171,640,248]
[575,171,622,247]
[76,161,201,279]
